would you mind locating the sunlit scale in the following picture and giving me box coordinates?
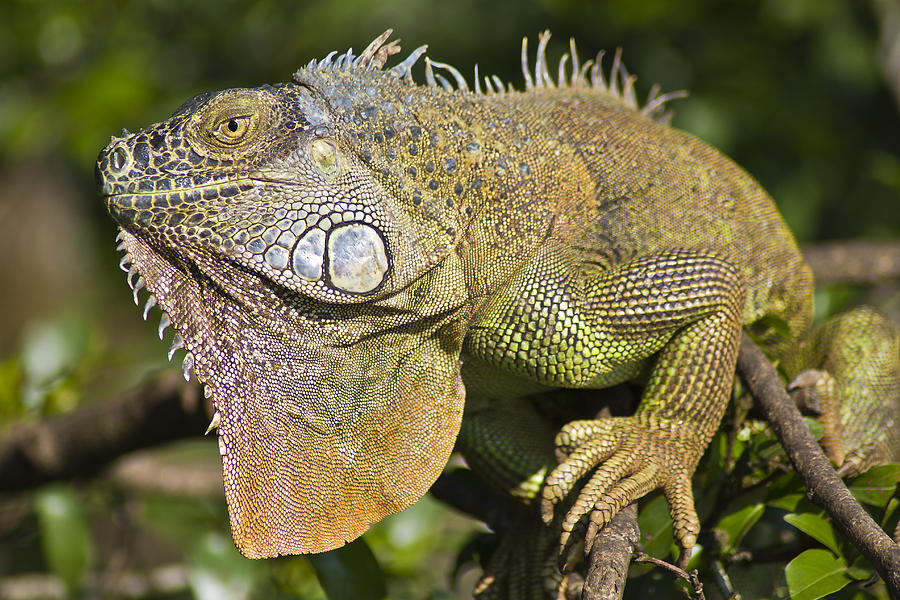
[291,228,325,280]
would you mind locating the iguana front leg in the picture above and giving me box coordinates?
[546,254,744,559]
[544,312,742,555]
[467,246,745,561]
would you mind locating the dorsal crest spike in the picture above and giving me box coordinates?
[535,30,553,88]
[569,38,581,86]
[355,29,397,69]
[557,53,569,89]
[424,57,437,87]
[609,48,624,98]
[337,49,354,71]
[319,51,338,69]
[434,73,453,92]
[578,59,594,85]
[294,31,684,121]
[642,87,689,122]
[590,51,608,92]
[516,34,683,121]
[390,45,427,80]
[428,58,469,92]
[521,37,535,90]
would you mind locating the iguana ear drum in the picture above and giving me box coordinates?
[289,222,389,294]
[309,138,340,177]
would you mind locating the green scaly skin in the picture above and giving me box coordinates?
[96,31,900,594]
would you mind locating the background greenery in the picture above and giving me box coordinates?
[1,0,898,598]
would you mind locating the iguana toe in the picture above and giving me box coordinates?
[661,466,701,558]
[582,470,659,553]
[542,416,703,563]
[540,419,621,522]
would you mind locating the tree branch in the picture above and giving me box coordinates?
[0,371,206,491]
[737,333,900,594]
[583,503,640,600]
[803,240,900,285]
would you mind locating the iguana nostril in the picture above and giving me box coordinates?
[111,146,129,172]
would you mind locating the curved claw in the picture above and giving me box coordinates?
[542,415,704,568]
[558,455,657,556]
[583,470,659,554]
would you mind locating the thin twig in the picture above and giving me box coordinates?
[803,240,900,285]
[633,552,705,599]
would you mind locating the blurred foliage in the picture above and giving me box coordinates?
[1,0,899,598]
[34,487,95,593]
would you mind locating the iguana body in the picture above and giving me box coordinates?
[96,30,900,582]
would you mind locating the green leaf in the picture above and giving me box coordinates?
[784,549,850,600]
[804,417,824,441]
[713,502,764,554]
[881,497,899,531]
[637,493,674,560]
[0,357,24,422]
[848,464,900,508]
[783,512,841,555]
[764,472,807,509]
[187,531,261,600]
[33,486,94,592]
[845,556,874,581]
[768,493,804,511]
[269,556,328,600]
[310,538,387,600]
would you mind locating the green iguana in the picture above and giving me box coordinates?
[96,30,900,591]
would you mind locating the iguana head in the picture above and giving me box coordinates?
[95,32,469,557]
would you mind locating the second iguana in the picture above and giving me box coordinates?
[95,30,900,591]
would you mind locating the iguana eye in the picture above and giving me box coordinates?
[212,115,254,143]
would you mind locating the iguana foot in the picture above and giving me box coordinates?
[540,416,701,564]
[789,368,889,476]
[789,369,846,466]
